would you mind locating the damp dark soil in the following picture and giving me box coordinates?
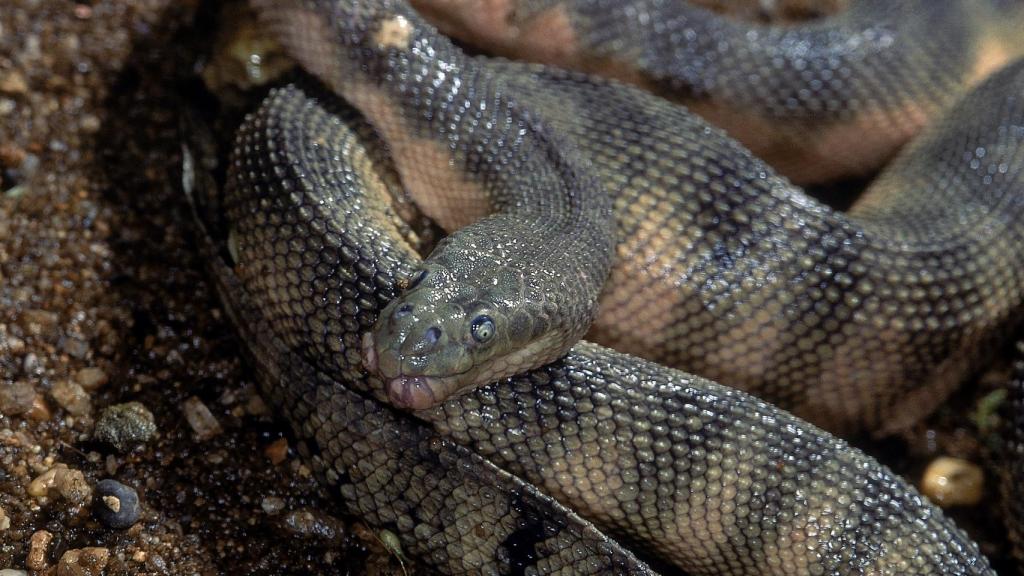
[0,1,399,573]
[0,1,1016,575]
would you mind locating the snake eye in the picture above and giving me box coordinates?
[470,315,495,343]
[408,269,428,289]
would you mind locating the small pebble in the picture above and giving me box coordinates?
[0,70,28,95]
[94,402,157,452]
[0,504,9,530]
[147,553,168,572]
[0,569,28,576]
[0,143,26,168]
[27,395,52,422]
[28,464,91,504]
[22,353,41,376]
[79,114,101,133]
[245,393,268,416]
[104,454,119,476]
[17,152,38,179]
[2,333,25,355]
[50,380,92,416]
[264,437,288,465]
[28,466,60,498]
[74,367,108,391]
[56,547,109,576]
[183,396,222,440]
[60,336,90,360]
[0,380,36,415]
[2,178,22,196]
[920,456,985,507]
[56,467,92,505]
[281,508,346,543]
[27,529,52,570]
[20,309,59,340]
[261,495,285,515]
[93,479,140,529]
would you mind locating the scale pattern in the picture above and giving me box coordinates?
[199,0,1024,572]
[250,0,1024,431]
[214,81,997,575]
[251,0,615,405]
[191,100,656,576]
[411,0,1024,181]
[489,61,1024,435]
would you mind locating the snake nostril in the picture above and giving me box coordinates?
[394,303,413,319]
[424,326,441,346]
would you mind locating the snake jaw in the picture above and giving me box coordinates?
[387,375,442,410]
[361,332,379,373]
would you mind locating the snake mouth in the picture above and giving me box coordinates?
[362,332,379,374]
[386,375,442,410]
[362,331,460,410]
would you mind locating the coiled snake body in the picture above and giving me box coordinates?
[184,0,1024,573]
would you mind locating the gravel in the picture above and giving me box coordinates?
[0,380,35,415]
[0,0,366,573]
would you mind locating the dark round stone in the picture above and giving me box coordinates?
[92,479,140,529]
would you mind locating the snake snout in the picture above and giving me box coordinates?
[403,325,442,355]
[392,303,414,319]
[372,298,458,373]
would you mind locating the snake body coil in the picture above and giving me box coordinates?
[186,0,1024,573]
[254,0,615,411]
[413,0,1024,183]
[200,79,1000,574]
[254,0,1024,435]
[501,60,1024,435]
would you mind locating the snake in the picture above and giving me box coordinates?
[181,0,1024,573]
[409,0,1024,183]
[251,0,1024,437]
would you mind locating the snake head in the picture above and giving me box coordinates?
[364,261,560,410]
